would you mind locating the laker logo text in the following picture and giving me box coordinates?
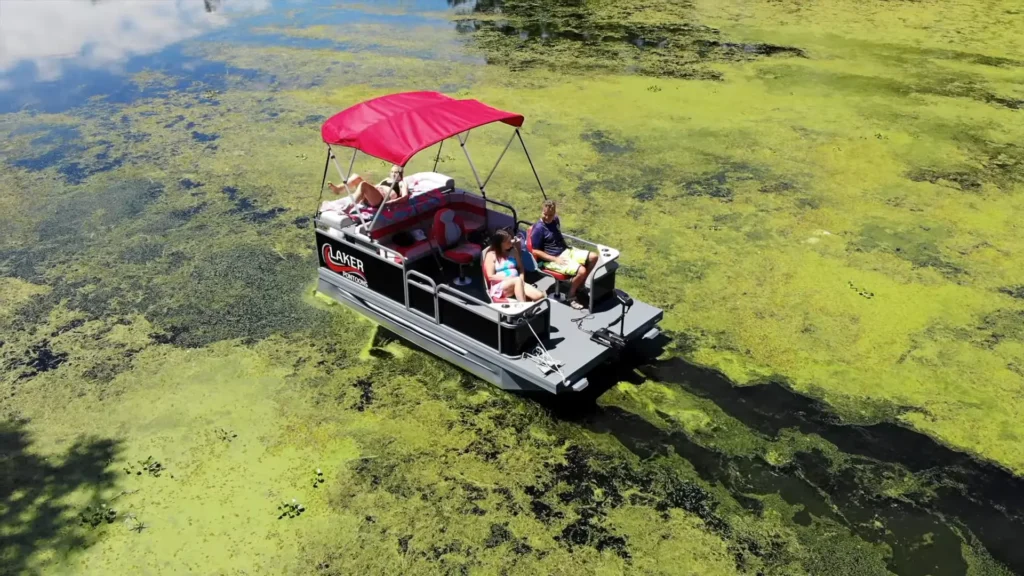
[322,244,367,285]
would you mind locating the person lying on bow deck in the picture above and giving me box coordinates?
[327,164,408,207]
[485,229,545,303]
[530,199,598,310]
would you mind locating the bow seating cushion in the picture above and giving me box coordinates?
[367,188,446,234]
[389,238,432,258]
[319,174,451,224]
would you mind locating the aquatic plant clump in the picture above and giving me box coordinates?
[453,0,806,79]
[278,499,306,520]
[79,504,117,528]
[123,456,165,477]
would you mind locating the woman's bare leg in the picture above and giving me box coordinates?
[524,283,544,302]
[500,278,518,300]
[355,182,384,206]
[328,174,372,196]
[512,277,527,301]
[500,277,526,301]
[328,180,384,206]
[329,174,361,195]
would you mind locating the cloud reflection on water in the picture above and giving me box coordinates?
[0,0,270,85]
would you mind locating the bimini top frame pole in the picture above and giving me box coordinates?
[314,147,332,218]
[482,129,519,191]
[431,140,444,172]
[457,130,486,201]
[472,127,548,203]
[329,143,362,219]
[315,145,356,219]
[315,144,361,223]
[456,126,547,204]
[516,129,547,201]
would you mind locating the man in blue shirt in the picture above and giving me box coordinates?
[530,200,598,309]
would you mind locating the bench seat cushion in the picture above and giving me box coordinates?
[387,238,433,260]
[375,208,487,263]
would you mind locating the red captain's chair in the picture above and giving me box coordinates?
[432,208,481,286]
[525,222,568,298]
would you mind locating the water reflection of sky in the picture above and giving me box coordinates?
[0,0,462,113]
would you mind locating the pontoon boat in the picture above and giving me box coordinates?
[313,91,663,394]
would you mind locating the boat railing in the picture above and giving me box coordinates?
[405,266,551,326]
[562,232,617,313]
[334,227,384,255]
[561,232,601,252]
[325,224,551,353]
[404,269,439,323]
[435,283,549,322]
[434,283,550,355]
[482,196,518,226]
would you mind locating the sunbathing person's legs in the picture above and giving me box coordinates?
[327,174,385,206]
[355,182,385,206]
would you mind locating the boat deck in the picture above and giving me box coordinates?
[409,258,663,389]
[512,291,663,387]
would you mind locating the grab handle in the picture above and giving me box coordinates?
[405,270,439,323]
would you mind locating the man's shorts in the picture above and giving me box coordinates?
[539,248,590,276]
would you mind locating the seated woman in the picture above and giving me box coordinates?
[484,229,544,303]
[327,164,408,207]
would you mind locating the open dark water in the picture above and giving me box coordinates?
[565,352,1024,576]
[2,1,1023,574]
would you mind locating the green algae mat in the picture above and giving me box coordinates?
[1,0,1023,574]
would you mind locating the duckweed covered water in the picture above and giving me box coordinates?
[1,0,1023,574]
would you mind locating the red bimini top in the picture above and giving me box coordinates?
[320,91,525,167]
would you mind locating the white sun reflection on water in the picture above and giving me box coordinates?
[0,0,269,85]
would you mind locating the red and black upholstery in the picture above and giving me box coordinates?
[370,192,487,265]
[432,208,481,286]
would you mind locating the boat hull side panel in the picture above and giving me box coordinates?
[317,230,405,304]
[316,276,549,393]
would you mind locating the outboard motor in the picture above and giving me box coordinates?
[590,289,633,350]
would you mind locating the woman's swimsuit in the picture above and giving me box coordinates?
[372,178,402,204]
[487,253,519,301]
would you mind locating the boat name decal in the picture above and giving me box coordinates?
[322,244,367,285]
